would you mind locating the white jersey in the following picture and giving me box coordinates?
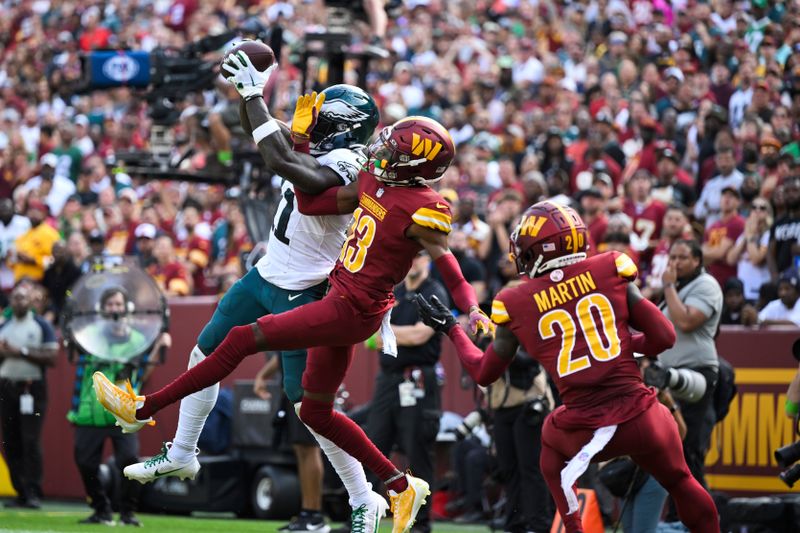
[256,148,364,290]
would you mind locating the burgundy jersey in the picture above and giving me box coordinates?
[329,171,452,316]
[491,251,656,430]
[704,214,746,287]
[623,199,666,264]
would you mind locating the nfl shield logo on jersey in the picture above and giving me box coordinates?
[550,269,564,282]
[376,187,384,198]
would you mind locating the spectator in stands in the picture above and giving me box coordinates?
[644,206,691,301]
[21,154,76,217]
[41,240,81,323]
[148,235,191,297]
[703,186,746,287]
[12,200,59,284]
[768,177,800,280]
[659,239,722,490]
[453,193,491,261]
[719,278,756,326]
[623,170,667,265]
[726,197,772,303]
[0,284,57,509]
[694,148,745,228]
[0,199,30,293]
[133,224,158,269]
[651,148,696,208]
[753,268,800,327]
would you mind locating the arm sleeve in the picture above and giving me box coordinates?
[435,253,478,313]
[448,326,512,386]
[294,186,342,216]
[628,297,677,356]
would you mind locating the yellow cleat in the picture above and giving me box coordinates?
[389,475,430,533]
[92,372,155,433]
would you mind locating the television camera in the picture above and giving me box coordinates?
[774,339,800,488]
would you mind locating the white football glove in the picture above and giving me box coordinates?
[222,50,278,101]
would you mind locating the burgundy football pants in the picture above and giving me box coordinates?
[540,402,718,533]
[140,286,403,481]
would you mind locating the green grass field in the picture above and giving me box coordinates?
[0,502,491,533]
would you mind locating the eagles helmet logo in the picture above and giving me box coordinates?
[323,98,370,123]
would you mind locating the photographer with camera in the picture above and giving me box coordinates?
[652,239,722,490]
[68,286,170,526]
[488,349,554,533]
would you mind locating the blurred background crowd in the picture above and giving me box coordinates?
[1,0,800,324]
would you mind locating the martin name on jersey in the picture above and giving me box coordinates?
[257,148,365,290]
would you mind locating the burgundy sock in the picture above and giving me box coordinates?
[386,474,409,494]
[136,325,257,419]
[299,397,400,482]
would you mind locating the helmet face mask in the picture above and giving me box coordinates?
[509,201,589,278]
[366,116,455,186]
[309,84,380,156]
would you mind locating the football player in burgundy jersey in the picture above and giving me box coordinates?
[93,50,492,533]
[416,201,719,533]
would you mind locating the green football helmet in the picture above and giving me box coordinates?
[310,84,380,155]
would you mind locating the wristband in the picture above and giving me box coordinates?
[253,120,280,145]
[663,282,675,289]
[786,398,799,417]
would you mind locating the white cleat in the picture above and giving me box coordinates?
[351,491,390,533]
[124,442,200,484]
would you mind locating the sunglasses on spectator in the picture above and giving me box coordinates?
[752,204,769,211]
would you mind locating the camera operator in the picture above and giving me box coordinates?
[655,239,722,489]
[0,284,57,509]
[68,286,170,526]
[364,250,448,533]
[488,350,554,533]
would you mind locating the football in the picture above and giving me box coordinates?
[222,41,275,79]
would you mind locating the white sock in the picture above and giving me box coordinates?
[294,402,372,507]
[169,346,219,463]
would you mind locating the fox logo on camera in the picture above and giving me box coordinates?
[89,51,151,88]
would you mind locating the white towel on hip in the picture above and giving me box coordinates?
[561,424,618,514]
[380,308,397,357]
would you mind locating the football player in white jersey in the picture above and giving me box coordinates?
[121,84,384,533]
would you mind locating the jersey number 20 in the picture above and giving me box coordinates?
[339,207,376,272]
[538,293,621,377]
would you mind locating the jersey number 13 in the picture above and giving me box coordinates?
[339,207,376,273]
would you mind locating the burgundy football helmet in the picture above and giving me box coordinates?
[365,116,455,186]
[510,201,589,277]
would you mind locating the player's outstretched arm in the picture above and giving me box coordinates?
[627,283,676,356]
[408,223,494,336]
[416,294,515,386]
[295,182,359,216]
[244,97,342,194]
[223,52,341,194]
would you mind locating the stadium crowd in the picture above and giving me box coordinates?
[0,0,799,321]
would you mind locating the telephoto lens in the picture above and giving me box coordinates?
[774,440,800,467]
[779,463,800,488]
